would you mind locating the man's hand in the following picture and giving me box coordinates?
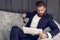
[38,32,48,39]
[21,13,26,18]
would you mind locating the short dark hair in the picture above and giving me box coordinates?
[35,1,46,7]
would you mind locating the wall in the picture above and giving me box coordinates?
[0,0,46,12]
[47,0,60,24]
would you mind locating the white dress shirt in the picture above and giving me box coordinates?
[30,14,41,28]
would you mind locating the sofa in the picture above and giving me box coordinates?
[0,11,60,40]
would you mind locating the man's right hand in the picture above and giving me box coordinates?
[38,32,48,39]
[21,13,26,18]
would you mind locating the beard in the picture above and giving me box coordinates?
[37,13,44,17]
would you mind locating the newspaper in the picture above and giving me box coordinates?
[23,27,42,35]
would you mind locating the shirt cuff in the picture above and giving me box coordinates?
[46,32,52,38]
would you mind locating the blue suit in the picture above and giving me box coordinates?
[10,10,59,40]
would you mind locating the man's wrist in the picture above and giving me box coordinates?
[46,32,52,38]
[46,33,49,38]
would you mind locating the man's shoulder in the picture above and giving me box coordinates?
[31,10,37,13]
[46,13,53,19]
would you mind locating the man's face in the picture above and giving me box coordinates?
[36,5,46,17]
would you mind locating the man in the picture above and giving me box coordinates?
[10,1,59,40]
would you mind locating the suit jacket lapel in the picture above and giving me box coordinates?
[37,13,47,28]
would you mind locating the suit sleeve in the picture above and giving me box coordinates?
[26,10,37,18]
[48,16,59,38]
[26,12,32,18]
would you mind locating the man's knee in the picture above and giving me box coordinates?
[11,26,23,33]
[12,26,19,30]
[12,26,19,29]
[11,26,20,32]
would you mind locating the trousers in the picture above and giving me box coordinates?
[10,26,39,40]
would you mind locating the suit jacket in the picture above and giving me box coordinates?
[25,10,59,37]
